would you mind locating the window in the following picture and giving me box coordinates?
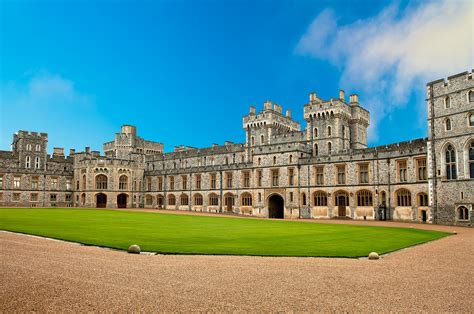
[51,177,58,190]
[469,113,474,127]
[327,126,332,137]
[257,158,261,166]
[226,172,233,188]
[289,155,293,163]
[260,135,264,145]
[446,145,457,180]
[0,175,3,189]
[315,166,324,185]
[145,195,153,206]
[169,176,175,190]
[210,173,217,189]
[26,144,32,151]
[157,177,162,190]
[398,160,408,182]
[313,191,327,206]
[469,141,474,179]
[29,176,38,189]
[194,194,203,206]
[66,179,71,191]
[95,175,107,190]
[168,194,176,206]
[180,194,189,206]
[243,171,250,188]
[82,175,87,190]
[241,193,252,206]
[35,157,40,169]
[13,176,21,189]
[357,190,373,206]
[25,156,31,168]
[314,127,318,138]
[336,165,345,185]
[256,170,262,187]
[445,118,452,131]
[289,192,293,202]
[418,193,428,206]
[445,96,451,108]
[273,156,277,165]
[359,164,369,184]
[301,193,307,206]
[30,193,38,202]
[469,91,474,102]
[119,175,128,190]
[50,194,57,202]
[182,175,187,190]
[147,178,152,191]
[195,174,201,189]
[13,193,20,201]
[66,194,72,202]
[251,136,255,146]
[458,206,469,220]
[415,158,427,181]
[271,169,279,187]
[209,194,219,206]
[288,168,294,186]
[328,142,332,155]
[396,189,412,206]
[35,144,41,151]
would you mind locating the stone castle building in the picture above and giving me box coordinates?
[1,71,473,225]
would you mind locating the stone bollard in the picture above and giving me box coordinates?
[368,252,380,260]
[128,244,141,254]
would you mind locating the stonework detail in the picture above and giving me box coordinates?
[1,71,473,226]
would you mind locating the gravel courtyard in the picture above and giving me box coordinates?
[1,220,473,312]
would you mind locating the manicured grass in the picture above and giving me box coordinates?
[0,207,449,257]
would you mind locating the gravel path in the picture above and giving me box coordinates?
[1,221,473,312]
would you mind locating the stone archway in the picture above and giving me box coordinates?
[117,193,127,208]
[268,194,284,219]
[96,193,107,208]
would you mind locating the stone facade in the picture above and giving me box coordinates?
[1,71,473,226]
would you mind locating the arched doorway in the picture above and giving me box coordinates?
[117,193,127,208]
[268,194,284,219]
[96,193,107,208]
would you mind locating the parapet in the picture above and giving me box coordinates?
[427,70,474,96]
[53,147,65,157]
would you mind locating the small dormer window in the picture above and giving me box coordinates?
[445,96,451,108]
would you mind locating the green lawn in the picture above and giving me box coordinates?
[0,207,449,257]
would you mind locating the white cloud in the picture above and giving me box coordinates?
[295,0,474,142]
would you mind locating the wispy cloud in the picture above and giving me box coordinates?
[295,0,474,141]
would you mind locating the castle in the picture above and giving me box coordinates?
[1,71,473,225]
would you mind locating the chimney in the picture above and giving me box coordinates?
[85,147,90,154]
[339,90,345,102]
[349,94,359,104]
[264,100,272,110]
[69,148,75,156]
[286,109,292,118]
[249,106,256,114]
[53,147,64,157]
[309,92,317,102]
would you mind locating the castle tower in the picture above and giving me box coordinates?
[12,131,48,170]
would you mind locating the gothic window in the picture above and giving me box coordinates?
[145,195,153,206]
[445,118,452,131]
[210,173,217,189]
[398,160,408,182]
[182,175,187,190]
[445,145,457,180]
[458,206,469,220]
[357,190,373,206]
[313,191,327,206]
[241,192,252,206]
[469,113,474,127]
[168,194,176,206]
[13,176,21,189]
[358,163,369,184]
[95,175,108,190]
[315,166,324,185]
[119,175,128,190]
[396,189,412,206]
[226,172,233,188]
[336,165,345,185]
[31,176,39,189]
[271,169,279,187]
[35,157,40,169]
[469,141,474,179]
[195,174,201,189]
[242,171,250,187]
[418,193,428,206]
[445,96,451,108]
[25,156,31,168]
[417,158,427,181]
[208,193,219,206]
[180,194,189,206]
[193,194,203,206]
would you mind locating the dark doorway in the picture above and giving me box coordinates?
[338,196,347,217]
[421,210,427,223]
[117,193,127,208]
[268,194,284,219]
[96,193,107,208]
[226,196,233,212]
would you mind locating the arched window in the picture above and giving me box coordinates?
[180,194,189,206]
[26,144,32,151]
[418,193,428,206]
[82,175,86,190]
[313,191,327,206]
[458,206,469,220]
[209,193,219,206]
[241,192,252,206]
[273,156,277,165]
[289,155,293,163]
[445,96,451,108]
[356,190,373,206]
[327,126,332,137]
[469,141,474,179]
[258,157,261,166]
[396,189,412,206]
[34,157,40,169]
[95,174,108,190]
[469,113,474,127]
[301,192,307,206]
[168,194,176,206]
[260,135,264,145]
[328,142,332,155]
[314,143,318,156]
[119,175,128,190]
[251,136,255,146]
[145,195,153,206]
[194,194,203,206]
[25,156,30,168]
[445,144,457,180]
[314,128,318,138]
[469,90,474,102]
[445,118,452,131]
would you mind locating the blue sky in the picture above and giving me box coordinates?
[0,0,472,153]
